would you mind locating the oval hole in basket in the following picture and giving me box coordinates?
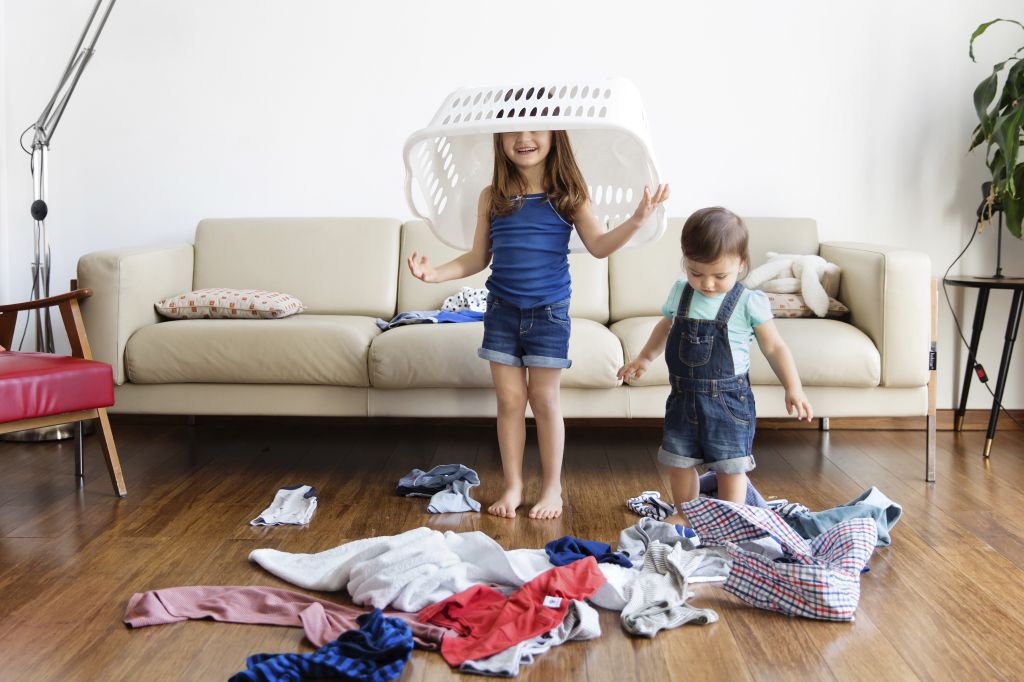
[504,89,514,102]
[530,107,538,116]
[541,107,549,116]
[587,105,595,117]
[625,187,634,202]
[599,106,607,117]
[615,187,623,204]
[570,85,579,98]
[473,92,482,105]
[558,86,567,98]
[526,87,535,100]
[575,106,584,116]
[581,86,590,98]
[515,88,524,101]
[438,195,448,214]
[604,88,612,99]
[537,87,546,99]
[452,97,460,108]
[594,185,604,204]
[552,106,560,116]
[518,107,527,117]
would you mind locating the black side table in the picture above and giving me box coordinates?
[946,275,1024,456]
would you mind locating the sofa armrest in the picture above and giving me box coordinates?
[77,244,194,385]
[819,241,930,388]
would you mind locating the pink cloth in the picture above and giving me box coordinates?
[124,586,448,649]
[418,557,606,666]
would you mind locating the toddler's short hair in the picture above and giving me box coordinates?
[681,207,750,266]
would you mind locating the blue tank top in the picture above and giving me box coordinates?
[486,193,572,308]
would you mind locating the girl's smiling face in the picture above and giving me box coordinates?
[500,131,552,173]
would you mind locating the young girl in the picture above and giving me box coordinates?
[617,207,812,513]
[408,130,669,519]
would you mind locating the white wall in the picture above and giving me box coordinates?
[2,0,1023,409]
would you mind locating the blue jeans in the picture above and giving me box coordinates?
[657,375,756,474]
[478,295,572,369]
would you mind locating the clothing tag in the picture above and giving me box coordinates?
[542,595,563,609]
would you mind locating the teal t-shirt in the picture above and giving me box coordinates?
[661,278,773,375]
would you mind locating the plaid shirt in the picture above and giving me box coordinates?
[681,497,877,621]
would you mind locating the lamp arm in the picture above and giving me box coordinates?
[31,0,117,148]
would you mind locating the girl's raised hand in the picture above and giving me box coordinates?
[407,251,437,283]
[630,184,671,225]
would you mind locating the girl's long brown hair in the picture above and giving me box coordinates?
[489,131,588,222]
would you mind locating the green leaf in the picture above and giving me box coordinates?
[971,19,1024,61]
[991,102,1024,195]
[1007,165,1024,238]
[974,67,1001,137]
[970,124,986,151]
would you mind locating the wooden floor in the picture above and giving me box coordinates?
[2,420,1024,681]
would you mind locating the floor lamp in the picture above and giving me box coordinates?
[4,0,118,442]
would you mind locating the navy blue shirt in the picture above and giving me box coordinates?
[486,193,572,308]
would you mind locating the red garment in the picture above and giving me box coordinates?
[124,586,449,649]
[417,556,606,666]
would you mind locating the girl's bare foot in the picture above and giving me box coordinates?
[488,486,522,518]
[529,487,563,520]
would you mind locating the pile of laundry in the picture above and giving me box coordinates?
[125,483,901,679]
[396,463,481,513]
[376,287,487,330]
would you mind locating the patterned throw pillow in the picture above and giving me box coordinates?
[155,288,305,319]
[766,293,850,319]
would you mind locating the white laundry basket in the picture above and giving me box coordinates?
[403,77,665,253]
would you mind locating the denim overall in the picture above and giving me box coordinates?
[656,282,756,474]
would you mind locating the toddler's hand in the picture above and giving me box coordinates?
[785,389,814,421]
[407,251,437,283]
[617,358,650,382]
[630,184,671,225]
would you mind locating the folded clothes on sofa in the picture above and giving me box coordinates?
[375,310,484,330]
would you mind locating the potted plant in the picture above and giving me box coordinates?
[970,18,1024,258]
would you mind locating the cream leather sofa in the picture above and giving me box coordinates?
[77,216,936,475]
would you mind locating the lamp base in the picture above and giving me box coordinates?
[0,420,95,442]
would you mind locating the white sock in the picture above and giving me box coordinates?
[250,485,318,526]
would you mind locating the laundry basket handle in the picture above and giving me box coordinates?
[402,138,429,222]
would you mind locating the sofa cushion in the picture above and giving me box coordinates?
[609,217,820,321]
[125,315,380,386]
[193,218,401,318]
[398,220,610,323]
[369,318,624,389]
[610,317,880,388]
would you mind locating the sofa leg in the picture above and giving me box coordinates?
[925,414,936,483]
[96,408,127,497]
[819,417,830,432]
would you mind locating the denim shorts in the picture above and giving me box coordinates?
[478,295,572,369]
[657,375,756,474]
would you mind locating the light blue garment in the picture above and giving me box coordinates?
[660,278,772,374]
[375,310,484,331]
[777,486,903,547]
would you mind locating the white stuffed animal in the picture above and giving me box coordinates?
[743,252,841,317]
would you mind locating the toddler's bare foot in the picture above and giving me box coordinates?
[488,486,522,518]
[529,487,563,520]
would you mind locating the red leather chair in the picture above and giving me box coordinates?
[0,287,126,496]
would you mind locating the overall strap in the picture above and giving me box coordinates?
[715,282,746,324]
[678,283,695,318]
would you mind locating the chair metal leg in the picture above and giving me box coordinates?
[75,420,84,486]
